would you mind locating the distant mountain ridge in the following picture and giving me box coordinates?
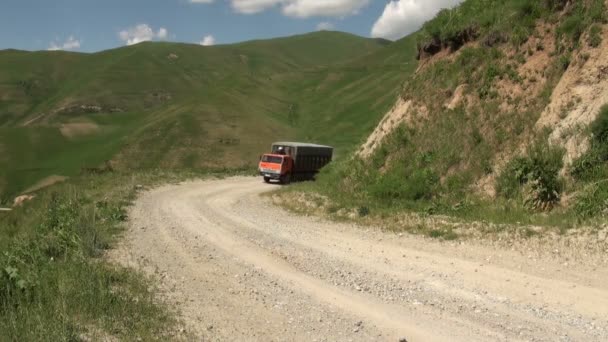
[0,31,418,197]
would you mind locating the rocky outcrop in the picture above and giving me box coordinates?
[536,25,608,165]
[358,98,427,158]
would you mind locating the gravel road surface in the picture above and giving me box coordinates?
[115,177,608,341]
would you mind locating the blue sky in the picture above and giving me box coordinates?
[0,0,463,52]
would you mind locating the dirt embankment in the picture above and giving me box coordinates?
[536,25,608,164]
[114,177,608,341]
[360,22,608,193]
[358,98,426,158]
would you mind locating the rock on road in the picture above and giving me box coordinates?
[115,177,608,341]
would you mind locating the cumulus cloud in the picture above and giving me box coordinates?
[48,35,81,51]
[230,0,281,14]
[230,0,370,17]
[283,0,369,17]
[316,22,334,31]
[199,35,216,46]
[119,24,169,45]
[371,0,464,40]
[157,27,168,39]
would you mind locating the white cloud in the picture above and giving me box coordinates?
[119,24,169,45]
[199,35,216,46]
[189,0,214,3]
[282,0,369,18]
[371,0,464,40]
[157,27,168,39]
[230,0,282,14]
[230,0,370,17]
[316,22,334,31]
[48,35,81,51]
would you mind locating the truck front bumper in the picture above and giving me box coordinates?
[260,172,281,180]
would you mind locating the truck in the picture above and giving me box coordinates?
[258,142,333,184]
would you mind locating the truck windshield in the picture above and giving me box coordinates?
[262,155,283,163]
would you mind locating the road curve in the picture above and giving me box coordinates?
[115,177,608,341]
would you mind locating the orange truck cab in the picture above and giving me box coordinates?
[259,142,333,184]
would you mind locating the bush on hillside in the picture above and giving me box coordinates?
[370,166,439,202]
[574,181,608,218]
[591,105,608,144]
[557,0,606,47]
[497,141,564,211]
[571,105,608,181]
[314,157,372,201]
[496,157,531,199]
[588,0,607,22]
[369,149,439,203]
[558,4,586,42]
[587,25,602,47]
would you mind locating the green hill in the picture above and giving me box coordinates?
[0,31,418,197]
[302,0,608,225]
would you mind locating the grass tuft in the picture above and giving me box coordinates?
[496,139,565,211]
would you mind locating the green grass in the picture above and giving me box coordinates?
[0,168,255,340]
[0,31,417,197]
[570,105,608,219]
[496,137,565,211]
[0,112,145,198]
[0,171,185,340]
[588,24,603,47]
[417,0,606,52]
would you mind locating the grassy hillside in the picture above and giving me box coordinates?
[293,0,608,227]
[0,170,228,340]
[0,31,417,198]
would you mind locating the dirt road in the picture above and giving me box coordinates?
[116,177,608,341]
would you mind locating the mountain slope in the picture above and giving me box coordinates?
[306,0,608,225]
[0,31,416,197]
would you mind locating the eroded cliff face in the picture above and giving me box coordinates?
[536,25,608,165]
[358,98,418,158]
[359,19,607,195]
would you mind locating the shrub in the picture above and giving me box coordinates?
[496,157,532,198]
[496,141,564,211]
[588,25,602,47]
[315,157,373,200]
[571,149,604,181]
[558,53,571,71]
[591,104,608,144]
[574,181,608,218]
[357,206,370,217]
[558,9,586,43]
[557,0,605,47]
[571,105,608,180]
[369,165,438,202]
[588,0,607,23]
[511,25,532,46]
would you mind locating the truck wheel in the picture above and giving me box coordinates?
[281,174,291,185]
[263,177,270,183]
